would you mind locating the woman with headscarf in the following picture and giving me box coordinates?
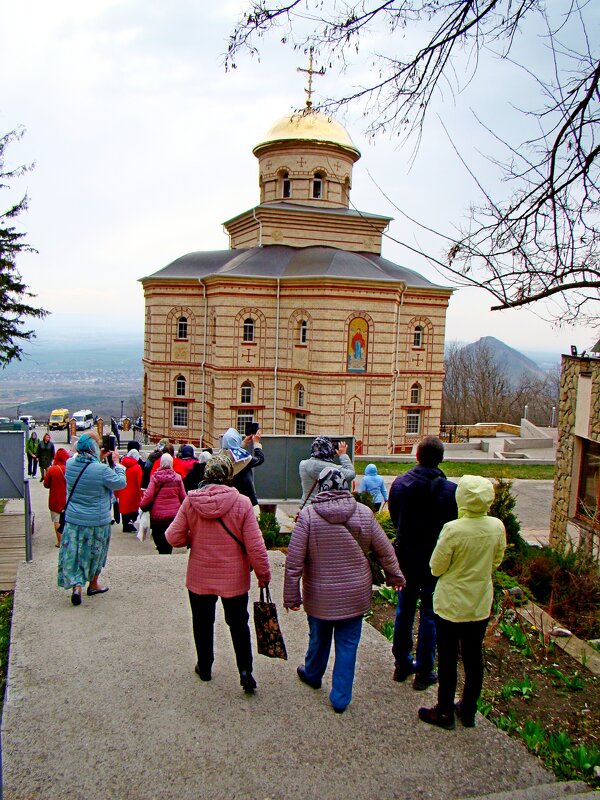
[166,454,271,693]
[25,430,39,477]
[115,449,143,532]
[284,467,405,714]
[298,436,356,505]
[221,427,264,506]
[57,432,126,606]
[37,432,56,481]
[43,447,70,547]
[140,453,186,554]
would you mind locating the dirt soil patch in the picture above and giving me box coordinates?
[367,594,600,786]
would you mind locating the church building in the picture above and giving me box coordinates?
[141,104,453,453]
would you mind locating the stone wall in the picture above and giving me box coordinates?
[550,355,600,549]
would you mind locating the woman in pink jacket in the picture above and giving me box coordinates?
[140,453,186,554]
[284,467,405,713]
[166,454,271,694]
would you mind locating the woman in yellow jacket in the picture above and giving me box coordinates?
[418,475,506,730]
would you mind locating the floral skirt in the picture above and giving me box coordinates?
[57,523,112,589]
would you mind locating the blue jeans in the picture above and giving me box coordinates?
[303,615,363,711]
[392,573,437,678]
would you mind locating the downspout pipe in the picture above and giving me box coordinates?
[273,278,281,433]
[391,285,405,453]
[252,208,263,248]
[198,279,207,446]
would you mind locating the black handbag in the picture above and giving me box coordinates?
[253,586,288,660]
[342,522,386,586]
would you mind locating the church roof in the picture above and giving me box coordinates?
[223,202,392,227]
[141,245,444,289]
[253,110,361,160]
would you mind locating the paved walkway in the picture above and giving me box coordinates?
[2,478,557,800]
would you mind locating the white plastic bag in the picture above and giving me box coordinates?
[135,510,151,542]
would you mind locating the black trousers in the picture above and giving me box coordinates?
[435,614,489,719]
[151,518,173,555]
[27,454,38,476]
[188,590,252,677]
[121,511,137,532]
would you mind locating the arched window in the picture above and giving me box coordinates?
[175,375,186,397]
[410,383,421,404]
[299,320,308,344]
[177,316,188,340]
[312,172,324,199]
[343,177,350,204]
[241,381,253,405]
[243,318,255,342]
[413,325,423,348]
[282,172,291,198]
[297,384,305,407]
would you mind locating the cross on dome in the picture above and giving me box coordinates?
[296,46,325,109]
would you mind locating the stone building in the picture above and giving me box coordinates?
[550,350,600,556]
[140,108,452,453]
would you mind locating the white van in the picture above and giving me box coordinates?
[18,415,36,430]
[73,410,94,430]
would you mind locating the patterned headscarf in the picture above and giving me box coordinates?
[310,436,336,461]
[203,453,234,485]
[76,434,99,460]
[318,467,346,492]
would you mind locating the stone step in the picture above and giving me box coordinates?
[460,780,597,800]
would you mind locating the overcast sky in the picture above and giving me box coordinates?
[1,1,596,356]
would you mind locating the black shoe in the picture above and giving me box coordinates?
[455,701,475,728]
[87,586,109,596]
[195,664,211,682]
[297,666,322,689]
[413,672,438,691]
[418,705,455,730]
[393,662,416,682]
[71,588,82,606]
[240,671,257,694]
[332,705,346,714]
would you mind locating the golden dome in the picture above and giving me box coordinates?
[253,110,361,160]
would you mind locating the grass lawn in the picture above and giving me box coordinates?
[355,461,554,479]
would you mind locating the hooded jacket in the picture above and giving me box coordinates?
[165,484,271,597]
[358,464,388,504]
[388,464,458,576]
[115,456,143,514]
[26,434,39,457]
[37,437,55,470]
[430,475,506,622]
[43,448,70,513]
[141,467,186,520]
[284,490,404,619]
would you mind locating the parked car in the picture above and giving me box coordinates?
[49,408,70,430]
[73,409,94,430]
[0,417,10,424]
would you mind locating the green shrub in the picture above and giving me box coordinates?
[353,490,377,511]
[374,510,396,543]
[490,477,529,568]
[258,512,290,549]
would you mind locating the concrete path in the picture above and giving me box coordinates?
[1,479,557,800]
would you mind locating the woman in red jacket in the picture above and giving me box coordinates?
[43,448,70,547]
[115,449,143,533]
[140,453,186,554]
[166,454,271,694]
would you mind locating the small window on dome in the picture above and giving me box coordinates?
[313,172,324,199]
[282,172,291,198]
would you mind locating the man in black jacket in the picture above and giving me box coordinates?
[388,436,458,690]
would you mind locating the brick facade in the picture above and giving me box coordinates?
[141,111,452,453]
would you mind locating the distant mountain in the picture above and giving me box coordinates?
[460,337,548,384]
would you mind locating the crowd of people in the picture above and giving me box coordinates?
[30,426,506,725]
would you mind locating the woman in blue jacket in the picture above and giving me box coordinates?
[57,432,126,606]
[358,463,388,511]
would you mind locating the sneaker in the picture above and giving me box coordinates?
[418,705,455,730]
[332,705,346,714]
[240,670,257,694]
[455,701,475,728]
[195,664,211,682]
[393,662,416,682]
[413,672,438,691]
[297,666,321,689]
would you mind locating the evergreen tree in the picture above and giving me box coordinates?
[0,128,47,367]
